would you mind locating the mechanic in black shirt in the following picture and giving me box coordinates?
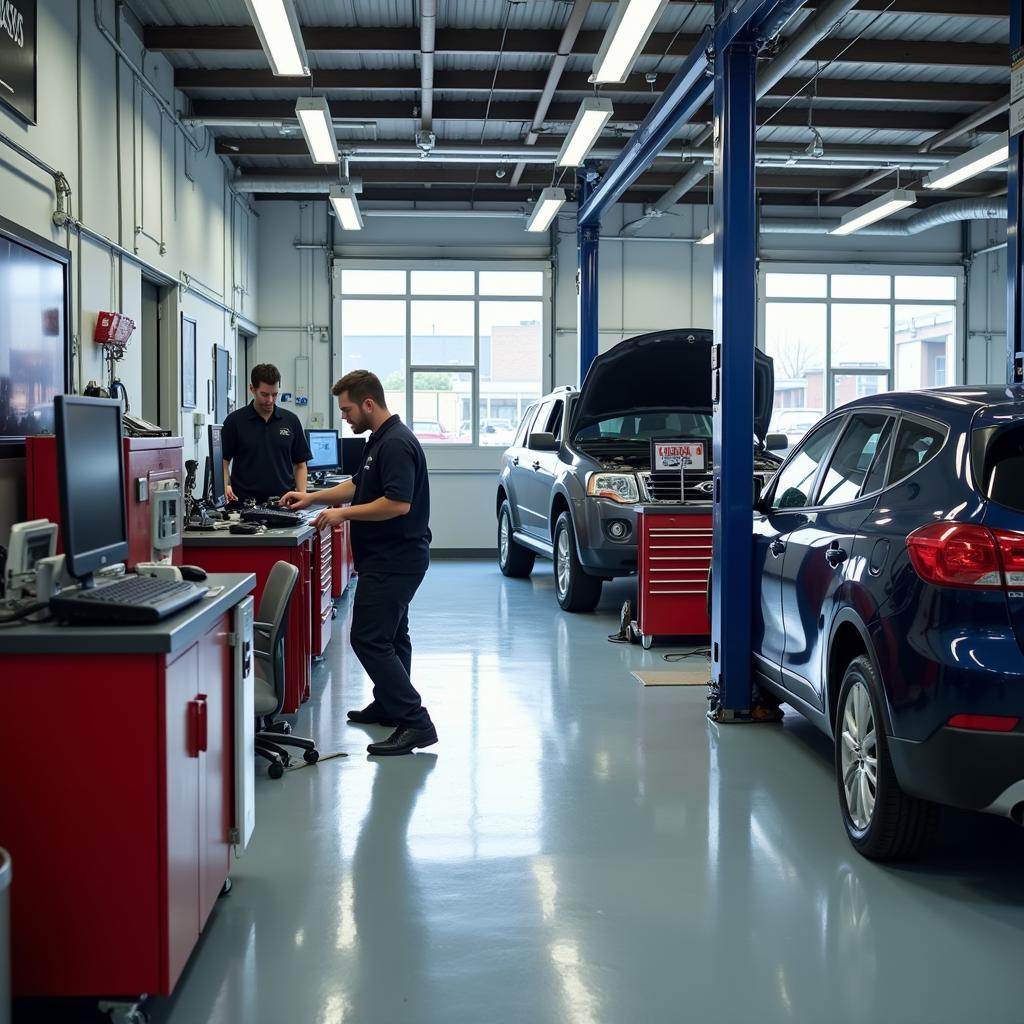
[222,363,312,503]
[280,369,437,757]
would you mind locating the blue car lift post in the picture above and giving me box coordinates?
[1010,0,1024,384]
[576,0,806,721]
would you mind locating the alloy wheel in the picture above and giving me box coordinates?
[556,529,570,596]
[840,678,878,831]
[499,511,510,566]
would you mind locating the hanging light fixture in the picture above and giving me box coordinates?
[296,96,338,164]
[924,133,1009,191]
[525,188,566,233]
[244,0,309,77]
[557,98,615,168]
[330,183,363,231]
[831,188,916,236]
[696,231,713,245]
[591,0,670,85]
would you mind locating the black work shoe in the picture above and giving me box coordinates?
[367,724,438,756]
[347,704,399,727]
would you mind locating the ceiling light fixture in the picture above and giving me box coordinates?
[557,98,615,167]
[296,96,338,164]
[924,132,1009,191]
[525,188,566,233]
[330,183,363,231]
[592,0,670,85]
[831,188,916,236]
[696,231,713,245]
[243,0,309,77]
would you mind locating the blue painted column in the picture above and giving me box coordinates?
[710,34,759,718]
[577,168,600,384]
[1010,0,1023,383]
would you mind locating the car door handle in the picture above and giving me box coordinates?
[770,539,786,557]
[532,461,541,471]
[512,456,519,466]
[825,544,848,568]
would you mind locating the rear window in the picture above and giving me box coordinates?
[887,419,945,485]
[980,426,1024,512]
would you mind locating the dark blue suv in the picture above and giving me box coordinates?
[753,386,1024,860]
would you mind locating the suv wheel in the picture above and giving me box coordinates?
[498,500,535,578]
[554,512,602,612]
[835,655,938,861]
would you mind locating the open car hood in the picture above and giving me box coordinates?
[570,328,774,442]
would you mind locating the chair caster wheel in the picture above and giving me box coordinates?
[304,749,320,764]
[268,761,284,779]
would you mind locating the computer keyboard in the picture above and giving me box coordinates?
[240,504,306,528]
[51,575,207,625]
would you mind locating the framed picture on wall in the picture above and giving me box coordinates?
[181,315,197,409]
[0,1,37,125]
[213,344,230,423]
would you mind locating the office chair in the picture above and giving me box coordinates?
[253,561,320,779]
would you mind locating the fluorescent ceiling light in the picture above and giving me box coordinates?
[330,184,363,231]
[592,0,671,85]
[244,0,309,77]
[296,96,338,164]
[831,188,916,236]
[525,188,566,233]
[924,132,1009,190]
[557,98,615,167]
[697,231,713,245]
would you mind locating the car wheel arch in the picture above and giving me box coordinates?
[827,611,894,740]
[496,486,509,519]
[550,492,572,544]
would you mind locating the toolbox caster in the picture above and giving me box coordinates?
[641,633,653,650]
[99,998,149,1024]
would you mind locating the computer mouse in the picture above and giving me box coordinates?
[178,564,209,582]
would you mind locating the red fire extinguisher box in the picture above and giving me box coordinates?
[26,435,185,568]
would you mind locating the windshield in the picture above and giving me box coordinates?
[575,411,713,443]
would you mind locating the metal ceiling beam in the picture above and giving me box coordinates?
[921,94,1010,151]
[671,0,1004,11]
[146,27,1007,67]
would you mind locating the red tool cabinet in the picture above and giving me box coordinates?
[331,519,351,599]
[312,521,333,657]
[635,505,712,648]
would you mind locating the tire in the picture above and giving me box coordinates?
[498,500,535,578]
[553,512,602,612]
[835,655,938,861]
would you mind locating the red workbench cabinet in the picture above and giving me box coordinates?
[0,614,234,998]
[331,519,351,599]
[636,505,712,646]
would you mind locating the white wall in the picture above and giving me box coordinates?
[0,0,258,539]
[253,198,1009,551]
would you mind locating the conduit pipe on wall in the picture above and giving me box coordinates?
[759,198,1007,235]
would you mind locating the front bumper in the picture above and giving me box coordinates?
[571,497,639,576]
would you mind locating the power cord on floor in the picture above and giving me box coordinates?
[663,647,711,663]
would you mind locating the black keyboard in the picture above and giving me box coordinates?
[51,575,207,625]
[240,504,306,528]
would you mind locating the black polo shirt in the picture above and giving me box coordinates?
[350,415,431,575]
[221,402,312,502]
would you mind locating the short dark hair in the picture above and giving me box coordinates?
[251,363,281,389]
[332,369,386,408]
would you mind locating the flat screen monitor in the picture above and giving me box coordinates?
[208,424,226,508]
[307,429,340,471]
[0,218,71,451]
[54,395,128,585]
[341,437,367,475]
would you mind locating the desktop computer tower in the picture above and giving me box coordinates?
[26,435,185,568]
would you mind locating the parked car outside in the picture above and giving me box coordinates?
[750,386,1024,860]
[496,328,783,611]
[461,418,516,445]
[412,419,451,442]
[768,407,824,448]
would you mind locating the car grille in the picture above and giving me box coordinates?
[641,471,715,503]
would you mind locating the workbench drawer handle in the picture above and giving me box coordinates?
[197,694,209,753]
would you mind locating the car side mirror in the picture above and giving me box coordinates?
[766,432,789,451]
[528,431,559,452]
[753,476,764,508]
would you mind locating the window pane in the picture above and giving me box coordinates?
[479,301,543,446]
[765,273,827,298]
[340,269,405,295]
[410,270,474,295]
[895,275,956,300]
[412,371,472,443]
[479,270,544,296]
[831,303,890,369]
[862,417,896,495]
[895,305,954,389]
[765,302,826,447]
[888,419,945,483]
[981,427,1024,513]
[818,413,891,506]
[770,419,842,510]
[340,299,405,436]
[411,300,474,365]
[830,274,890,299]
[832,373,890,407]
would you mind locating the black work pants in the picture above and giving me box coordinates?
[350,569,432,729]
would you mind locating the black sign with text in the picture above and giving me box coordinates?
[0,0,34,124]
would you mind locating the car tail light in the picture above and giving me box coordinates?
[906,523,1002,589]
[994,529,1024,588]
[948,714,1020,732]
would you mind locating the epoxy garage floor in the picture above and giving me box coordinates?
[145,560,1024,1024]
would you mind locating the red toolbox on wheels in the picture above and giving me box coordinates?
[634,505,712,648]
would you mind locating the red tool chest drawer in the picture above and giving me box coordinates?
[636,505,711,648]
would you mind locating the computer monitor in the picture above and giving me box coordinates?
[306,429,340,471]
[54,395,128,586]
[341,436,367,475]
[208,424,226,509]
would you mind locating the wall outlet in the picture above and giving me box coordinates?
[193,411,205,441]
[309,412,325,428]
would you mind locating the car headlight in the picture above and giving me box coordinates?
[587,472,640,504]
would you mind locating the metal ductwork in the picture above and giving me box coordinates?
[420,0,436,133]
[761,198,1007,235]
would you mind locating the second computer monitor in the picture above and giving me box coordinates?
[208,424,226,508]
[306,429,340,471]
[341,437,367,475]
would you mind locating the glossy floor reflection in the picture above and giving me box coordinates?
[154,560,1024,1024]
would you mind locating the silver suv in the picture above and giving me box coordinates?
[496,329,784,611]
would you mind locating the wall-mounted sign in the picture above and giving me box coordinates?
[0,0,35,124]
[651,439,706,473]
